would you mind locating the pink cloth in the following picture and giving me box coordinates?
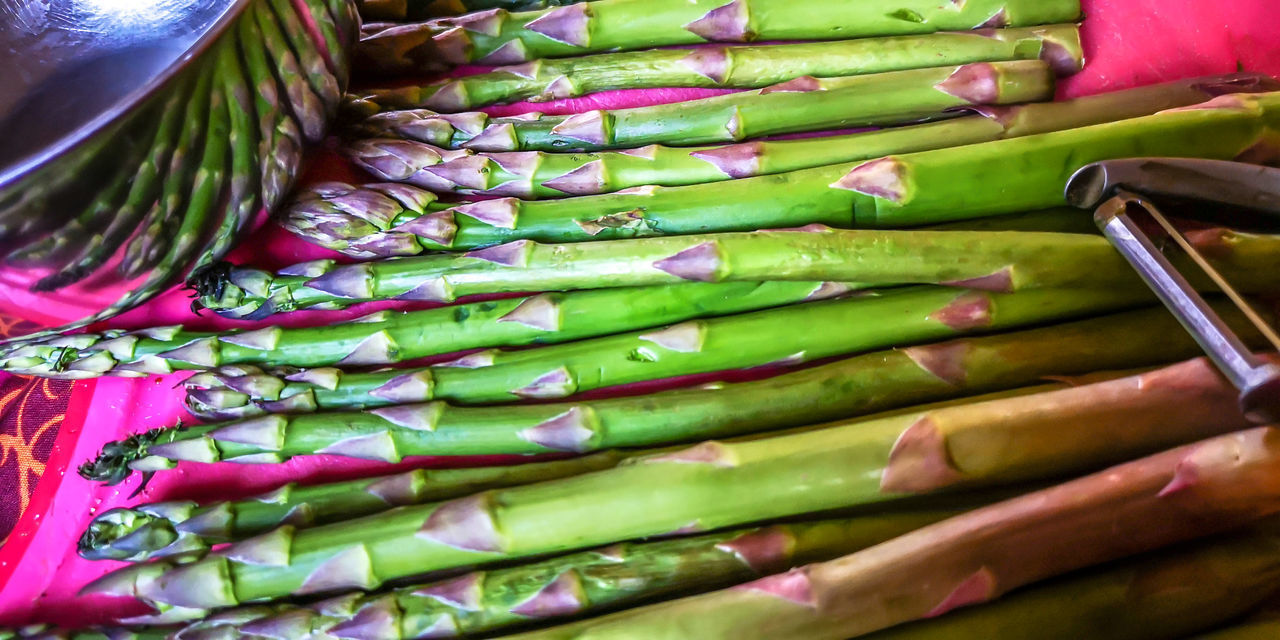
[1,0,1279,625]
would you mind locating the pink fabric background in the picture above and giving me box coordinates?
[1,0,1279,626]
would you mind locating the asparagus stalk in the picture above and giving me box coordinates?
[78,303,1221,483]
[265,0,343,124]
[387,0,1082,65]
[280,181,460,259]
[357,61,1056,152]
[289,176,1094,257]
[863,525,1280,640]
[349,26,1082,115]
[507,427,1280,640]
[0,280,842,379]
[348,73,1274,200]
[175,289,1270,423]
[237,1,306,212]
[192,227,1280,318]
[187,514,957,639]
[175,285,1146,424]
[80,450,635,562]
[77,364,1268,609]
[252,0,330,143]
[350,89,1280,249]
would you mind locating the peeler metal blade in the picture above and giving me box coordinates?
[1066,158,1280,423]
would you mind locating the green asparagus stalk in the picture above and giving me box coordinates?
[77,364,1270,609]
[192,227,1280,318]
[357,61,1056,152]
[862,525,1280,640]
[349,26,1082,116]
[84,383,1065,563]
[392,0,1082,65]
[77,303,1221,483]
[177,285,1152,424]
[507,428,1280,640]
[79,450,634,561]
[252,0,330,143]
[265,0,343,124]
[347,89,1280,250]
[280,181,459,259]
[237,1,305,212]
[174,291,1271,424]
[0,280,842,379]
[194,514,957,639]
[348,73,1273,200]
[288,176,1096,256]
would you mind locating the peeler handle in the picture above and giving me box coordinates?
[1092,191,1280,423]
[1065,157,1280,220]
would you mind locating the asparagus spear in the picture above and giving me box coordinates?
[280,181,460,259]
[252,0,329,143]
[508,427,1280,640]
[863,525,1280,640]
[387,0,1082,65]
[187,514,956,639]
[0,280,843,379]
[236,1,305,212]
[77,364,1269,609]
[348,89,1280,249]
[288,174,1094,257]
[266,0,343,123]
[192,227,1280,318]
[349,26,1082,115]
[349,73,1274,200]
[134,286,1142,457]
[357,61,1056,152]
[80,450,635,562]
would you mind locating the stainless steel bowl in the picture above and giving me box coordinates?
[0,0,358,329]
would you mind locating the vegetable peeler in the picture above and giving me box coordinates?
[1065,157,1280,423]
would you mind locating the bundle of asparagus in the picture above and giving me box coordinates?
[345,74,1273,200]
[80,350,1254,563]
[23,1,1280,637]
[360,0,1082,66]
[80,360,1265,610]
[190,227,1280,319]
[348,26,1083,115]
[508,427,1280,639]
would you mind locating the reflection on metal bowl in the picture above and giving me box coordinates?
[0,0,358,332]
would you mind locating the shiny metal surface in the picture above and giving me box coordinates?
[0,0,358,334]
[0,0,247,190]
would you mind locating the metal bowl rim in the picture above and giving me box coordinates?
[0,0,257,192]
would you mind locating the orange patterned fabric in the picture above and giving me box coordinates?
[0,316,71,544]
